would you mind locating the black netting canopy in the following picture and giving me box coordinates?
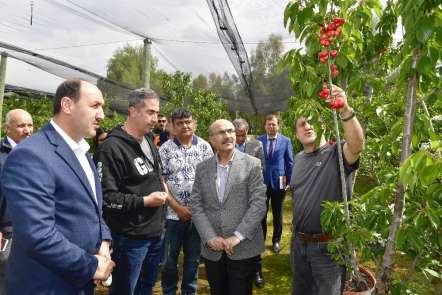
[0,0,297,114]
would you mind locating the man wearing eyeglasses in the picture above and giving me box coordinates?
[190,119,266,295]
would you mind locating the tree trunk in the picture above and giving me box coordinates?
[375,49,420,294]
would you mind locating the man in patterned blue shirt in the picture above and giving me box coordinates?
[159,108,213,295]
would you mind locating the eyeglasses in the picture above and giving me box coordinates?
[158,120,167,123]
[212,128,235,136]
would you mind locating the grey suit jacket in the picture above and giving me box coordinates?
[190,151,266,261]
[244,139,265,168]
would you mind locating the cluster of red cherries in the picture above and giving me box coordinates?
[318,17,345,109]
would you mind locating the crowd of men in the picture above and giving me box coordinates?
[0,78,364,295]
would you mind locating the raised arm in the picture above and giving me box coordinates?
[331,85,365,165]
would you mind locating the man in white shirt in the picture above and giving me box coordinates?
[0,79,114,295]
[0,109,33,295]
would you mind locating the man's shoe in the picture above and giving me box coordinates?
[255,271,265,288]
[272,242,281,253]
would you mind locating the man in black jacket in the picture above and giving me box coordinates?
[0,109,33,295]
[94,89,167,295]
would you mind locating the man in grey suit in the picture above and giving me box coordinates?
[232,118,264,167]
[190,119,266,295]
[232,118,266,288]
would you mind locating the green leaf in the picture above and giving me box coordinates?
[426,207,440,230]
[428,46,440,63]
[417,55,433,74]
[421,163,442,186]
[416,16,435,44]
[423,268,442,279]
[400,157,416,188]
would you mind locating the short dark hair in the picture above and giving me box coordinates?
[128,88,159,109]
[53,79,82,114]
[171,108,192,123]
[93,127,108,149]
[265,114,281,124]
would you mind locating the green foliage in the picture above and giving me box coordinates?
[192,34,293,133]
[1,95,53,132]
[1,93,125,144]
[106,44,163,91]
[284,0,442,292]
[159,71,231,139]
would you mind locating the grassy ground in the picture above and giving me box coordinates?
[97,196,294,295]
[97,192,438,294]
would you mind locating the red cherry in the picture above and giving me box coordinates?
[332,69,340,77]
[327,30,335,38]
[327,23,336,31]
[319,88,330,99]
[320,39,330,47]
[335,27,342,36]
[330,50,338,57]
[330,99,344,109]
[333,18,345,26]
[319,51,328,58]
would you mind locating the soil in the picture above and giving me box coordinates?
[344,267,375,293]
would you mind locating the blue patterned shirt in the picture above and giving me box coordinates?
[159,136,213,220]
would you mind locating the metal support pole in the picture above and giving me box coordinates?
[143,38,152,90]
[0,52,8,138]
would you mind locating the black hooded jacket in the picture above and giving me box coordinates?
[94,125,165,239]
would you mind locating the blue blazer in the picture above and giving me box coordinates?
[0,123,111,295]
[257,133,294,190]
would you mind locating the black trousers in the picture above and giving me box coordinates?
[262,185,286,243]
[204,253,257,295]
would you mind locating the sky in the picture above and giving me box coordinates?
[0,0,295,93]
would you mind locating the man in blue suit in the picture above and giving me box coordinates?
[257,114,293,253]
[0,79,115,295]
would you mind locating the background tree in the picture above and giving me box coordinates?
[106,44,164,92]
[160,71,231,139]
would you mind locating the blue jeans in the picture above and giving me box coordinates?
[291,235,345,295]
[109,233,164,295]
[162,220,201,295]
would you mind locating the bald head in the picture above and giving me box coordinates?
[5,109,33,144]
[209,119,234,136]
[209,119,236,153]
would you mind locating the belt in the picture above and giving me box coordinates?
[296,231,332,242]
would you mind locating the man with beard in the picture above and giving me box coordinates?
[95,88,167,295]
[290,85,364,295]
[152,114,170,147]
[1,79,114,295]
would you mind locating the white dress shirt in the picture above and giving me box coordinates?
[50,120,97,203]
[6,136,17,149]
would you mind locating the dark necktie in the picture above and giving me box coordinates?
[268,138,275,159]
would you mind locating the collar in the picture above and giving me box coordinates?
[50,120,90,155]
[173,135,198,147]
[216,150,236,168]
[6,136,17,149]
[267,133,278,141]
